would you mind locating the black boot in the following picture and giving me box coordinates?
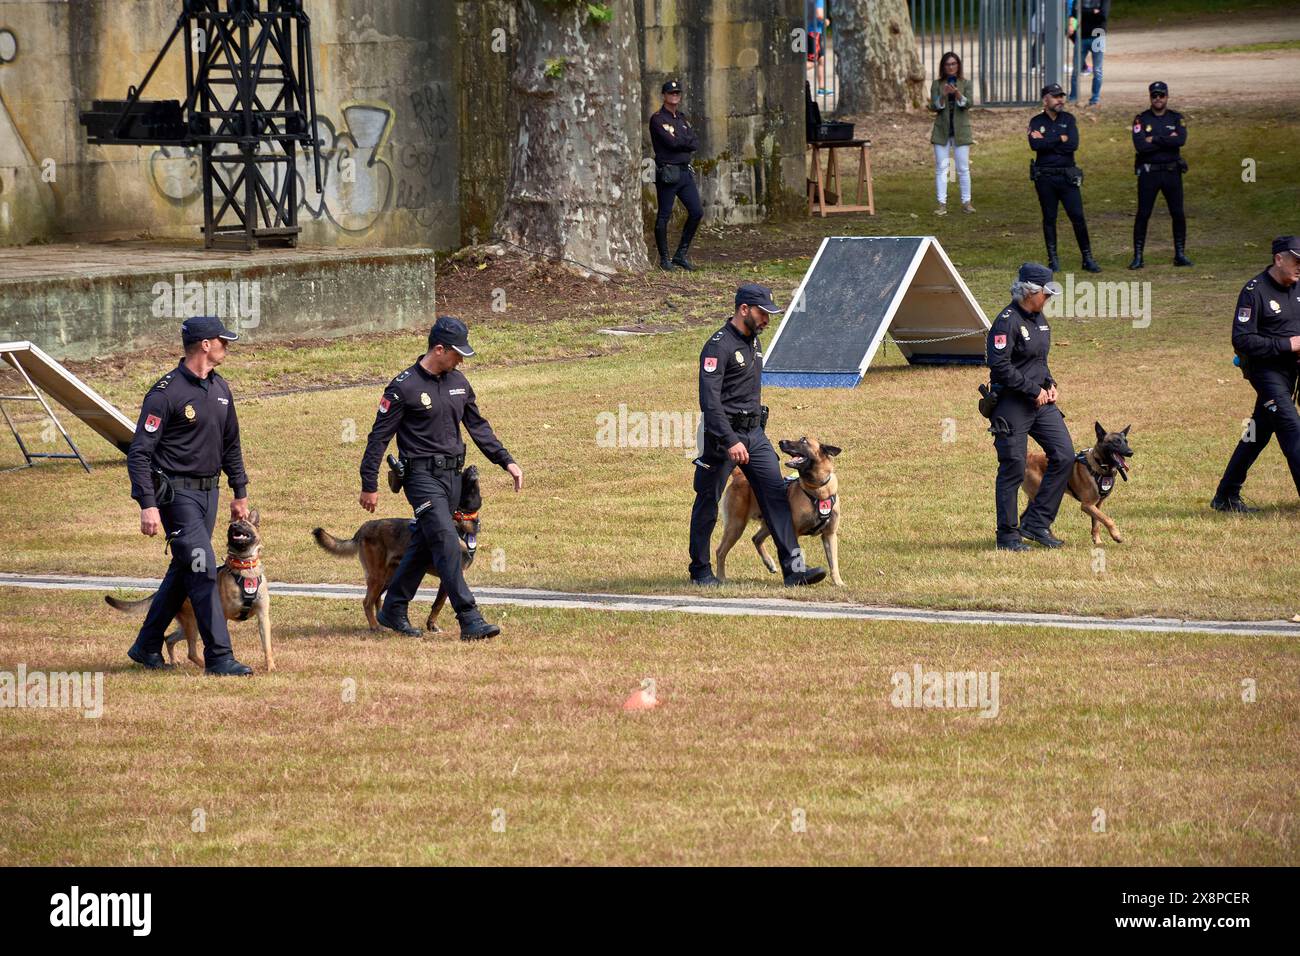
[1046,244,1059,273]
[1081,249,1102,273]
[1173,242,1193,267]
[1128,241,1144,270]
[672,215,701,271]
[654,223,674,271]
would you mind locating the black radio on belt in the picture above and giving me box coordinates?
[386,454,406,493]
[729,407,768,432]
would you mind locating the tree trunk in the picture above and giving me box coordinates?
[833,0,926,115]
[494,0,648,275]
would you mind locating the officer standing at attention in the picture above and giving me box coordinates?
[125,317,253,675]
[1211,237,1300,513]
[360,316,523,640]
[986,264,1074,551]
[1028,83,1101,274]
[650,79,703,272]
[689,284,826,587]
[1129,81,1192,270]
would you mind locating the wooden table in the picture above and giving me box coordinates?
[807,139,874,217]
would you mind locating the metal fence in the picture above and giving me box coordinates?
[911,0,1059,107]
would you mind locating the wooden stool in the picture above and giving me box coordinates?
[807,139,874,217]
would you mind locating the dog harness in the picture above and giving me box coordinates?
[786,475,837,534]
[1076,450,1122,502]
[225,555,261,621]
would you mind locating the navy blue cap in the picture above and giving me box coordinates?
[429,315,475,356]
[735,283,780,313]
[1148,81,1169,95]
[181,316,238,345]
[1041,82,1065,97]
[1272,236,1300,257]
[1017,262,1058,292]
[662,79,682,94]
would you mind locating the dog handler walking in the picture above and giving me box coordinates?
[359,316,523,640]
[1211,237,1300,512]
[985,264,1074,551]
[125,317,253,675]
[688,284,827,587]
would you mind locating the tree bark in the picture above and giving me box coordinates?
[833,0,926,115]
[494,0,648,275]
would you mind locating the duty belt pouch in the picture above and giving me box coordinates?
[658,164,681,186]
[977,383,999,420]
[1178,158,1189,173]
[1068,165,1084,186]
[386,454,405,493]
[152,469,176,506]
[760,405,769,431]
[1029,161,1039,182]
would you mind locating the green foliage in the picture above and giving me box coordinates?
[543,57,567,79]
[586,3,613,24]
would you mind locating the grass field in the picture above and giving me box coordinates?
[1,589,1295,865]
[2,80,1298,865]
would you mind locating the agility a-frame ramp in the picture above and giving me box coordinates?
[761,236,990,388]
[0,341,134,473]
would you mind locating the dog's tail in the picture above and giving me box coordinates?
[104,593,154,616]
[312,526,360,557]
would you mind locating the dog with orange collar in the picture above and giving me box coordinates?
[106,511,273,671]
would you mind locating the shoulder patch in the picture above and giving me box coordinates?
[711,331,724,341]
[394,370,411,383]
[1245,279,1258,291]
[1237,306,1252,323]
[152,373,173,391]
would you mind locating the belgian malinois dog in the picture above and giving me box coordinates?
[312,466,482,633]
[105,511,273,671]
[715,436,845,585]
[1024,422,1133,545]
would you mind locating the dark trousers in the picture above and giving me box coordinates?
[1133,168,1186,248]
[134,486,233,665]
[992,394,1074,544]
[1216,365,1300,498]
[1034,174,1091,256]
[655,167,703,246]
[382,466,476,622]
[689,427,805,578]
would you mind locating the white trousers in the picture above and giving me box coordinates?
[934,139,971,204]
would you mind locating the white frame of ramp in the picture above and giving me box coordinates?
[0,341,135,473]
[765,236,990,387]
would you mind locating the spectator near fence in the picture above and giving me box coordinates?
[929,51,974,215]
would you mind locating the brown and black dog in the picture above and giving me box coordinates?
[312,466,482,633]
[715,436,845,586]
[105,511,273,671]
[1024,422,1133,545]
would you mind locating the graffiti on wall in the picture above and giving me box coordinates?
[143,89,452,237]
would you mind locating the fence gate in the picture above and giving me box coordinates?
[910,0,1066,108]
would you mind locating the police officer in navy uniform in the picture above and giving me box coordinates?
[1028,83,1101,274]
[1128,81,1192,270]
[360,316,523,640]
[689,284,826,587]
[650,79,703,272]
[125,317,253,675]
[986,264,1074,551]
[1211,237,1300,513]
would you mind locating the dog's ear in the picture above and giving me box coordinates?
[249,509,260,527]
[820,444,842,457]
[1094,421,1106,443]
[1121,424,1131,436]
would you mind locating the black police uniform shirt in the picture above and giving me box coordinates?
[699,321,763,447]
[360,359,514,493]
[650,106,699,165]
[127,360,247,509]
[1131,108,1186,168]
[1232,271,1300,369]
[986,301,1056,399]
[1028,110,1079,168]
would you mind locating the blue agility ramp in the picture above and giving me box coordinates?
[761,237,990,388]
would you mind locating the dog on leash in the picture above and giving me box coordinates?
[105,511,273,671]
[715,436,845,585]
[312,466,482,633]
[1024,422,1133,545]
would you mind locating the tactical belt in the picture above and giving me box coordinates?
[407,453,465,473]
[155,472,219,490]
[729,411,761,431]
[1139,161,1181,173]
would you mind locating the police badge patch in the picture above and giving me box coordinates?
[1237,306,1252,323]
[817,498,833,516]
[1268,300,1281,313]
[183,404,196,420]
[144,414,161,433]
[703,357,718,372]
[993,334,1007,350]
[379,397,391,413]
[734,350,745,366]
[420,392,432,407]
